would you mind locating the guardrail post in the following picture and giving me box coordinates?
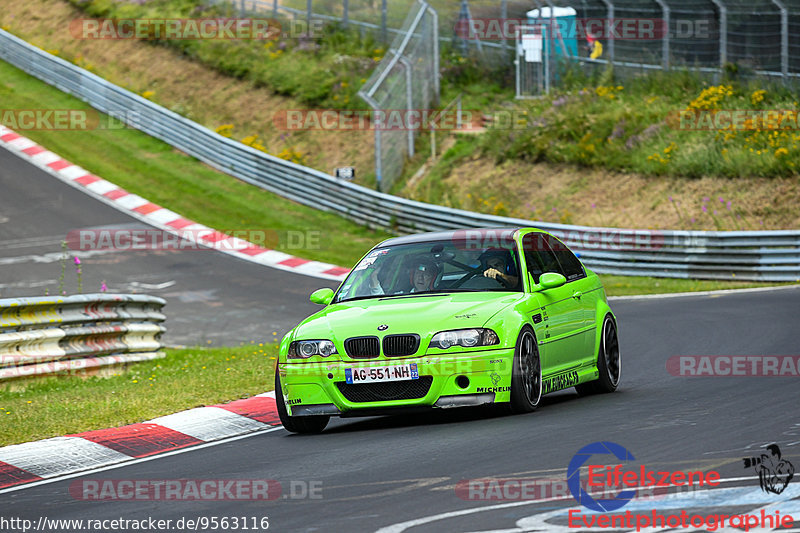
[306,0,312,29]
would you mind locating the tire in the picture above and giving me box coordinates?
[508,326,542,413]
[575,315,620,395]
[275,369,329,434]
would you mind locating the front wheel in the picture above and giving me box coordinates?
[508,326,542,413]
[275,369,329,434]
[576,315,620,395]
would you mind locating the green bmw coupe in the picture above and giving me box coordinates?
[275,227,620,433]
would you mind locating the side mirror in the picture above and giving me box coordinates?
[539,272,567,290]
[309,288,334,305]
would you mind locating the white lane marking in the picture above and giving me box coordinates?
[84,180,118,195]
[148,406,267,441]
[0,426,284,495]
[0,235,66,250]
[0,437,130,479]
[59,165,90,180]
[146,208,183,225]
[0,248,119,265]
[114,194,150,210]
[127,280,176,290]
[0,279,56,290]
[373,476,796,533]
[7,137,36,150]
[610,283,799,301]
[30,151,62,166]
[0,131,346,282]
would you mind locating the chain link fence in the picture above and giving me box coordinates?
[515,0,800,96]
[357,0,439,192]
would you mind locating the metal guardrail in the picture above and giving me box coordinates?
[0,294,166,380]
[0,29,798,282]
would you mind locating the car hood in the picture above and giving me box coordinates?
[293,292,524,341]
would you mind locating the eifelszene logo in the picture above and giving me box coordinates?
[567,441,721,512]
[743,444,795,495]
[568,441,637,512]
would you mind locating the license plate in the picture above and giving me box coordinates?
[345,363,419,384]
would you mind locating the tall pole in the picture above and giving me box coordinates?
[771,0,788,79]
[654,0,669,69]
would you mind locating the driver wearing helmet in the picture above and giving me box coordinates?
[479,249,519,288]
[369,258,440,295]
[409,260,439,292]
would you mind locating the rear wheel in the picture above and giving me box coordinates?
[275,369,329,434]
[509,326,542,413]
[576,315,620,395]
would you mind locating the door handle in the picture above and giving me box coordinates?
[572,291,582,299]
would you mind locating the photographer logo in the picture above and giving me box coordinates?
[743,444,795,495]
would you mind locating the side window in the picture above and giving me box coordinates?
[545,235,585,282]
[522,233,562,284]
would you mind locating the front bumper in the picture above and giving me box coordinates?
[278,348,515,416]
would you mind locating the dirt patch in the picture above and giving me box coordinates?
[411,153,800,230]
[0,0,373,177]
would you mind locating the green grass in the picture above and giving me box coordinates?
[479,64,800,179]
[1,54,790,298]
[597,274,791,297]
[63,0,382,110]
[0,59,391,267]
[0,273,789,445]
[0,344,278,446]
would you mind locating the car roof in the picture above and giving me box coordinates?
[375,227,530,248]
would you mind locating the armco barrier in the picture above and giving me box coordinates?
[0,294,166,380]
[0,29,799,282]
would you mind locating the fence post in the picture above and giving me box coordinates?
[654,0,669,69]
[273,0,278,18]
[399,55,415,157]
[710,0,727,70]
[343,0,349,28]
[306,0,312,29]
[771,0,788,79]
[600,0,614,64]
[381,0,388,43]
[501,0,509,54]
[427,2,440,104]
[515,26,522,98]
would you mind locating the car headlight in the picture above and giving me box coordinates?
[430,329,499,349]
[287,339,338,359]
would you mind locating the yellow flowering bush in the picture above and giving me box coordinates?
[687,85,733,110]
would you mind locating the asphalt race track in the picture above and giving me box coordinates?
[2,147,800,531]
[0,148,337,346]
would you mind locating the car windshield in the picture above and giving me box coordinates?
[335,238,522,303]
